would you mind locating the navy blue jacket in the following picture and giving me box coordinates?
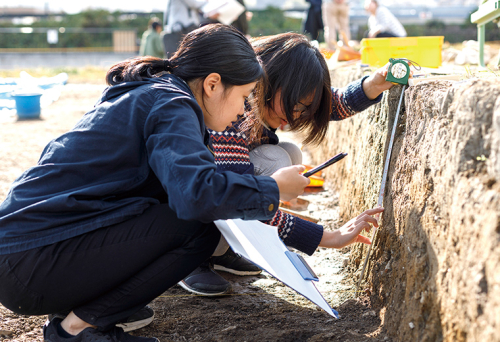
[0,75,279,255]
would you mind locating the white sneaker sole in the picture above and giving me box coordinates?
[213,264,262,276]
[116,313,154,332]
[177,280,232,296]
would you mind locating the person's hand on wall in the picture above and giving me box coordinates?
[362,62,395,99]
[362,62,414,99]
[318,207,384,248]
[271,165,310,201]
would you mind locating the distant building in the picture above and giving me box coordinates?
[246,0,480,11]
[0,6,46,16]
[344,0,479,7]
[0,5,63,24]
[348,5,477,25]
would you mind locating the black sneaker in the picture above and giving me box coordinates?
[43,317,158,342]
[212,248,262,276]
[47,306,154,333]
[178,260,232,296]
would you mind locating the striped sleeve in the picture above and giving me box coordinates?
[330,76,383,121]
[208,123,324,255]
[264,210,323,256]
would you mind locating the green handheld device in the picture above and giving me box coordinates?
[386,58,411,85]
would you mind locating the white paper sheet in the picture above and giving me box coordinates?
[201,0,245,25]
[214,219,339,318]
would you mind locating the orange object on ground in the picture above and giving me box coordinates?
[302,164,325,187]
[320,48,335,60]
[307,175,325,188]
[302,164,323,177]
[280,197,310,211]
[336,45,361,62]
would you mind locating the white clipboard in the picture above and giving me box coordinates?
[201,0,245,25]
[214,219,339,318]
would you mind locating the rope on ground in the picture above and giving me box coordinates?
[158,290,365,298]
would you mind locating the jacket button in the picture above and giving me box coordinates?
[268,203,274,211]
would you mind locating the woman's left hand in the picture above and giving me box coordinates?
[362,62,414,100]
[318,207,384,249]
[362,63,394,100]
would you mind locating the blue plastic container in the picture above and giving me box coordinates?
[12,93,42,119]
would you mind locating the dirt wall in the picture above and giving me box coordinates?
[305,67,500,342]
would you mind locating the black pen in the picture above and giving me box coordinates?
[303,152,348,177]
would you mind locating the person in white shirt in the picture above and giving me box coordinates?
[164,0,206,34]
[162,0,208,57]
[364,0,407,38]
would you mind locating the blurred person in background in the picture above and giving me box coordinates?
[230,0,250,36]
[139,17,164,58]
[364,0,406,38]
[303,0,324,41]
[322,0,350,50]
[162,0,207,57]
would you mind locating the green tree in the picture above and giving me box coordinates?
[248,7,303,37]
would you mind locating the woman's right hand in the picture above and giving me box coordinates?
[270,165,310,201]
[319,207,384,249]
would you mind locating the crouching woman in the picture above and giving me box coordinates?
[0,24,309,342]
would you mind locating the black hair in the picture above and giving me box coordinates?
[148,17,161,31]
[106,24,264,90]
[151,22,161,31]
[250,32,331,145]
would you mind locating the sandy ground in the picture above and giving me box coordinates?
[0,83,390,342]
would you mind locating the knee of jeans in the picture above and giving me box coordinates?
[249,145,293,176]
[277,141,302,165]
[0,259,43,315]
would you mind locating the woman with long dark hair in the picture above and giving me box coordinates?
[0,25,312,342]
[180,32,389,296]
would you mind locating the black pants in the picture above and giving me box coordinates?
[364,30,398,38]
[0,204,220,330]
[303,5,323,41]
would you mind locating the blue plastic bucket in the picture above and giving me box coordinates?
[11,93,42,119]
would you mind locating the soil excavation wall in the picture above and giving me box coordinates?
[306,67,500,342]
